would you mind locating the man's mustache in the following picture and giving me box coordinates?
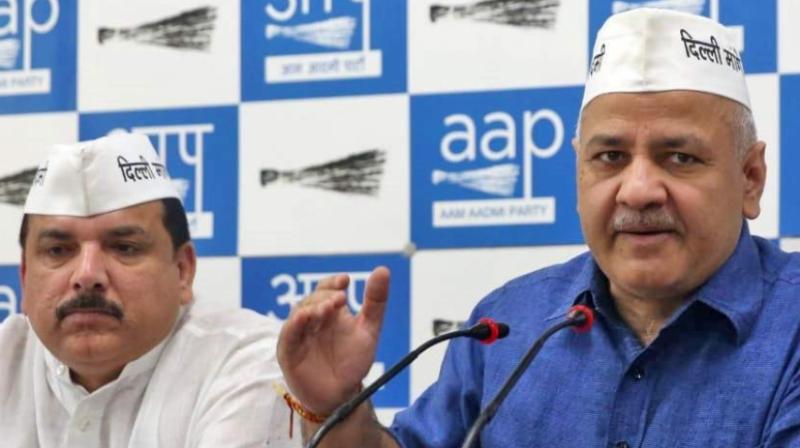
[55,292,124,321]
[612,208,677,232]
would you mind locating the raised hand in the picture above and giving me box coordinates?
[277,266,390,415]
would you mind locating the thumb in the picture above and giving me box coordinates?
[359,266,390,335]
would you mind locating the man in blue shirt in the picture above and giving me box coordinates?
[276,8,800,447]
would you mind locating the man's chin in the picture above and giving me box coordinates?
[58,334,127,365]
[57,317,125,356]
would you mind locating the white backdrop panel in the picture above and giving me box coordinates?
[0,113,77,264]
[747,74,780,238]
[239,94,410,256]
[410,244,587,399]
[78,0,240,111]
[779,0,800,73]
[193,257,242,313]
[408,0,588,94]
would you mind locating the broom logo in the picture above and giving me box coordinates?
[433,318,467,336]
[259,149,386,196]
[111,124,216,239]
[98,6,217,51]
[0,166,38,206]
[432,164,519,197]
[430,0,560,28]
[0,0,59,96]
[266,16,357,50]
[263,0,382,83]
[0,39,20,69]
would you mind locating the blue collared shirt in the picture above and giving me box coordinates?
[391,224,800,447]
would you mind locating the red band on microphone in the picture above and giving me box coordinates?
[568,305,595,333]
[478,317,500,345]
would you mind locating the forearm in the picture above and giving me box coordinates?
[301,401,400,448]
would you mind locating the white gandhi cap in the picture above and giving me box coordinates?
[582,8,749,111]
[24,132,181,217]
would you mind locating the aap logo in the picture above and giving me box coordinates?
[0,0,76,113]
[588,0,776,73]
[241,0,406,100]
[241,254,409,408]
[265,270,373,320]
[411,87,584,249]
[79,106,239,256]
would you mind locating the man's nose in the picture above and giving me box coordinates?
[71,244,109,293]
[616,157,668,210]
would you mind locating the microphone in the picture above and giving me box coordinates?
[460,305,595,448]
[307,318,510,448]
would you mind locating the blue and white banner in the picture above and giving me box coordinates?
[0,0,76,113]
[241,0,406,100]
[79,106,239,256]
[0,0,793,418]
[0,265,20,322]
[411,87,584,249]
[781,74,800,235]
[241,253,410,409]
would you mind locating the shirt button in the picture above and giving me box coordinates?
[77,417,91,431]
[630,366,645,381]
[56,365,66,376]
[615,441,630,448]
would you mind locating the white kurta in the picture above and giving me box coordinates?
[0,306,301,447]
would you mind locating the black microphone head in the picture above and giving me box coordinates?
[567,304,595,333]
[471,318,510,344]
[496,322,510,339]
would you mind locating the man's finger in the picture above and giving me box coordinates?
[279,293,348,367]
[296,289,345,310]
[278,307,313,366]
[359,266,390,335]
[315,273,350,292]
[282,291,346,346]
[306,293,348,332]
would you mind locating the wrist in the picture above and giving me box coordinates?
[280,383,365,423]
[283,391,330,424]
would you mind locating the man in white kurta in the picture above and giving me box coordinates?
[0,133,298,447]
[0,306,296,447]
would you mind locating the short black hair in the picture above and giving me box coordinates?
[18,197,191,251]
[160,197,191,250]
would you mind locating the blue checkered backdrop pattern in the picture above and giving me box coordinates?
[0,0,796,421]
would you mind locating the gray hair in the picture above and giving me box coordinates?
[727,103,758,158]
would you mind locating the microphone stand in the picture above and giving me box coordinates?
[459,306,594,448]
[307,318,509,448]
